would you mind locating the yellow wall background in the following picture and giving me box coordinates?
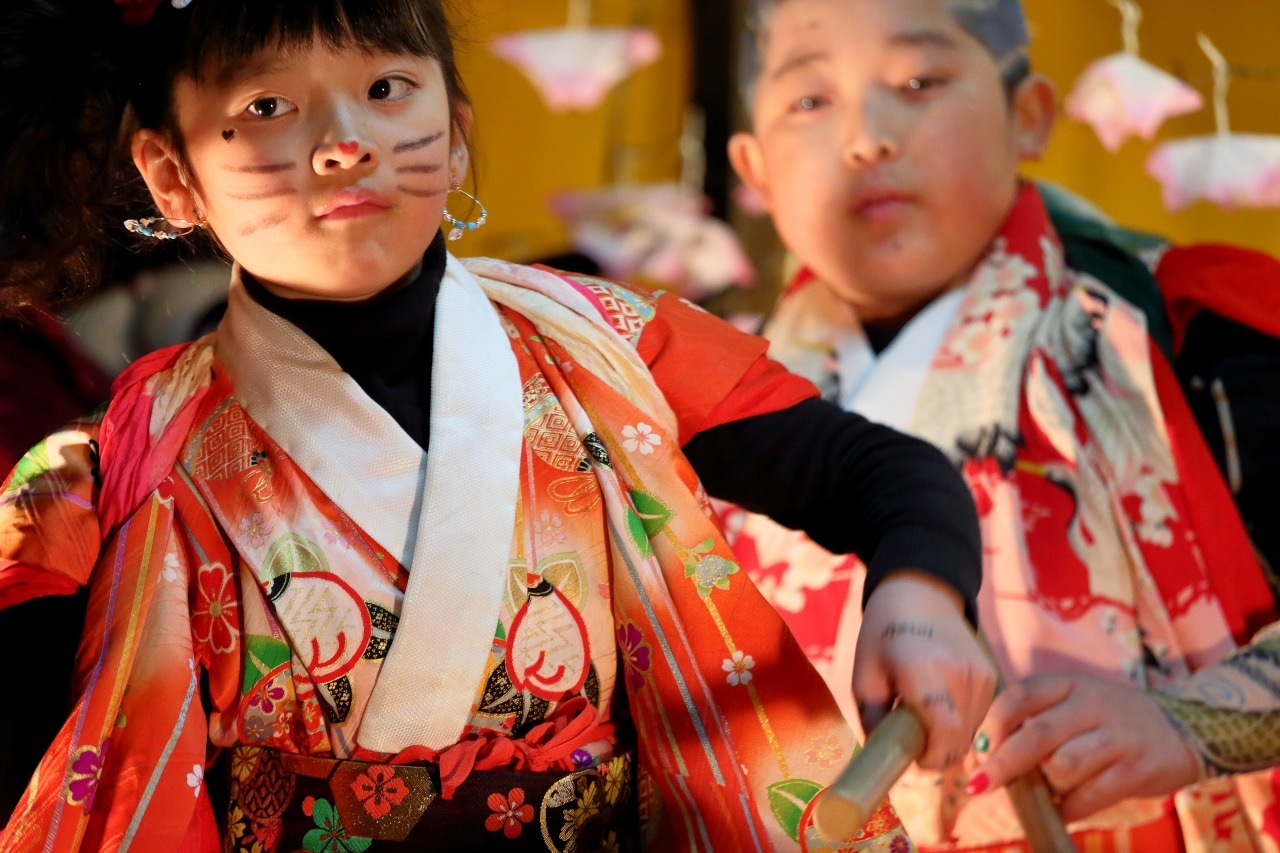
[450,0,690,262]
[455,0,1280,271]
[1023,0,1280,254]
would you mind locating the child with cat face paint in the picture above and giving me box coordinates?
[0,0,995,848]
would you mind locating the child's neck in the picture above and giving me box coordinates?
[250,259,428,304]
[851,269,974,330]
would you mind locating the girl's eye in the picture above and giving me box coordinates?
[369,77,416,101]
[245,96,297,118]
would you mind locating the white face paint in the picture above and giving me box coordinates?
[170,43,466,301]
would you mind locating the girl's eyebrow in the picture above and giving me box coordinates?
[393,132,445,154]
[214,55,297,88]
[223,163,298,174]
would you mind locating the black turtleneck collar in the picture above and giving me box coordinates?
[240,230,448,451]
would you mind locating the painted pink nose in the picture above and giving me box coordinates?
[337,141,359,156]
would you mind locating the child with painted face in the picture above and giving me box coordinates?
[730,0,1280,848]
[0,0,996,849]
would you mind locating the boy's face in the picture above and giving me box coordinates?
[731,0,1050,323]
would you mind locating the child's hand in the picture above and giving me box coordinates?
[968,673,1201,821]
[855,570,995,770]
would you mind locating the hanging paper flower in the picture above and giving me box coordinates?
[491,27,661,112]
[116,0,193,26]
[552,183,756,302]
[1144,34,1280,212]
[1065,52,1203,151]
[1145,134,1280,211]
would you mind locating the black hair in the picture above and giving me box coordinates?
[738,0,1031,114]
[0,0,471,316]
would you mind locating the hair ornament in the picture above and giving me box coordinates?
[115,0,194,27]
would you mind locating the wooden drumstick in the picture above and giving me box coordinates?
[812,706,924,841]
[1007,767,1077,852]
[812,706,1077,851]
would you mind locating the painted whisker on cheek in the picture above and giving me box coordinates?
[394,164,443,174]
[239,211,289,237]
[392,131,445,154]
[397,185,447,199]
[227,187,298,201]
[223,163,297,175]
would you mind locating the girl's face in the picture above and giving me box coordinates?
[135,43,465,301]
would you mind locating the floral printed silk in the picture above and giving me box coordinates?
[727,185,1278,850]
[1,257,910,851]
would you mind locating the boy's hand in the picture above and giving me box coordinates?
[855,570,995,770]
[969,673,1200,821]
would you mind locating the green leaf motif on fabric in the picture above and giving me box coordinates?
[629,491,672,537]
[684,554,740,598]
[242,635,292,694]
[303,797,373,853]
[6,441,51,493]
[692,538,715,554]
[626,509,654,558]
[766,778,823,843]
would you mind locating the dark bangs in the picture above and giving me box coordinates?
[129,0,469,129]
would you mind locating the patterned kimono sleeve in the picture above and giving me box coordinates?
[628,286,820,444]
[1153,625,1280,778]
[0,409,104,609]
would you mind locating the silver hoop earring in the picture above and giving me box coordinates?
[441,187,488,241]
[123,215,203,241]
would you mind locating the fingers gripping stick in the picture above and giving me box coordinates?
[813,708,1077,851]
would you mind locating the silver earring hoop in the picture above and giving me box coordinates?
[123,216,202,241]
[441,187,488,241]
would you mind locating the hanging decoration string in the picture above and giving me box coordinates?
[1197,32,1232,136]
[679,107,707,199]
[567,0,592,30]
[1106,0,1143,56]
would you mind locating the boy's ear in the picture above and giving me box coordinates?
[727,131,773,212]
[131,129,201,222]
[1010,73,1057,161]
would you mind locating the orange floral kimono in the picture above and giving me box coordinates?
[0,256,913,852]
[726,186,1279,851]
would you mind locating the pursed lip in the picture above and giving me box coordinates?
[849,185,915,218]
[316,187,393,218]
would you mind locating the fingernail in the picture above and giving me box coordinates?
[974,731,990,753]
[965,772,990,796]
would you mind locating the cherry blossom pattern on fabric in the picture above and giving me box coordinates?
[485,788,535,839]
